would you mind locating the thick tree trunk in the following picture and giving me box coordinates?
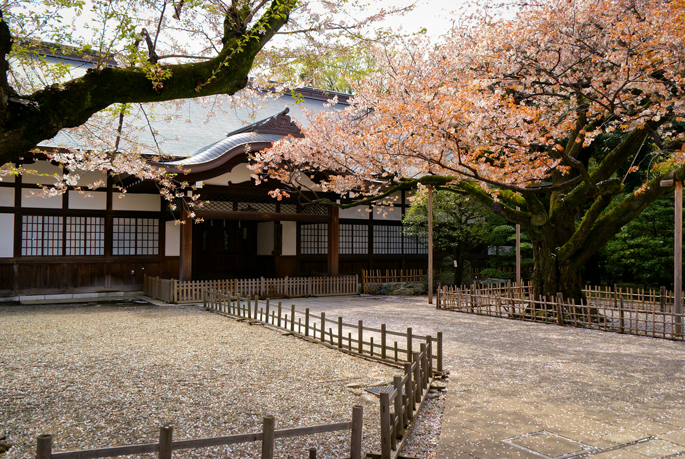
[530,235,583,301]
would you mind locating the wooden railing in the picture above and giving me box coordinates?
[36,407,363,459]
[144,275,359,304]
[203,289,440,459]
[376,338,434,459]
[204,290,444,373]
[361,270,425,294]
[437,282,684,341]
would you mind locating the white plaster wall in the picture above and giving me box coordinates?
[0,174,14,183]
[112,193,161,212]
[68,191,107,210]
[282,221,297,256]
[165,221,180,256]
[203,163,254,186]
[340,206,370,220]
[74,170,108,186]
[22,160,63,185]
[372,205,403,221]
[257,221,275,256]
[21,193,62,209]
[0,214,13,257]
[0,188,13,207]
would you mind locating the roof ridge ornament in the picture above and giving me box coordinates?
[255,108,303,137]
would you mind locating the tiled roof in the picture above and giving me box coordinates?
[163,132,285,166]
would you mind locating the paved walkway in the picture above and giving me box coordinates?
[290,295,685,459]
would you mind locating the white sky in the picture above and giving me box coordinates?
[386,0,459,38]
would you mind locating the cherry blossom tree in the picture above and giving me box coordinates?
[0,0,413,205]
[252,0,685,299]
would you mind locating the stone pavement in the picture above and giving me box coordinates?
[289,295,685,459]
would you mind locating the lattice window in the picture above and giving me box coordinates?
[340,223,369,255]
[113,218,159,255]
[373,225,402,254]
[21,215,63,256]
[66,217,105,256]
[402,233,429,255]
[300,223,328,255]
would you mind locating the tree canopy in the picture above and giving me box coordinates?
[253,0,685,299]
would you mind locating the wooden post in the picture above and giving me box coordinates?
[370,336,374,356]
[516,206,521,283]
[265,299,270,325]
[380,392,391,459]
[420,342,428,389]
[320,312,326,342]
[404,362,413,421]
[309,448,316,459]
[620,298,625,332]
[676,179,683,337]
[406,327,412,362]
[660,286,666,312]
[426,336,433,377]
[159,424,173,459]
[291,305,296,332]
[338,317,343,348]
[358,320,363,354]
[437,331,443,373]
[394,375,404,438]
[305,308,310,337]
[262,416,275,459]
[328,206,340,276]
[428,186,434,304]
[351,405,363,459]
[179,207,193,282]
[277,302,282,328]
[36,434,52,459]
[413,352,421,404]
[381,323,387,360]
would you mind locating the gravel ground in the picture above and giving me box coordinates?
[0,302,409,459]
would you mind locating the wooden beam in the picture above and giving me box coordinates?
[328,206,339,276]
[194,211,328,222]
[179,205,193,281]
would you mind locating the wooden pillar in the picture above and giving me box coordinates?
[327,206,339,276]
[516,206,521,284]
[428,186,434,304]
[179,205,193,281]
[675,180,682,336]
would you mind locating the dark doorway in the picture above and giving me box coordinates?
[193,220,258,279]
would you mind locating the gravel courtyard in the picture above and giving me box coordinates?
[0,303,399,459]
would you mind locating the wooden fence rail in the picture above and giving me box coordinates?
[36,407,363,459]
[361,270,425,294]
[144,275,359,304]
[203,290,444,374]
[437,283,684,341]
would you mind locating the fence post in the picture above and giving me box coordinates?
[394,375,404,439]
[358,320,364,354]
[437,332,443,373]
[420,343,428,390]
[620,298,625,332]
[413,352,421,404]
[660,286,667,312]
[380,391,391,459]
[265,299,270,325]
[261,415,275,459]
[304,308,310,336]
[277,302,282,328]
[436,284,441,309]
[556,292,565,325]
[404,362,413,422]
[351,405,363,459]
[159,424,173,459]
[36,434,52,459]
[381,324,387,360]
[426,336,433,378]
[406,327,413,362]
[338,317,343,349]
[320,312,326,342]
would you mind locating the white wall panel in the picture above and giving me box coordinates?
[165,221,180,256]
[0,214,13,257]
[0,188,13,207]
[22,160,63,185]
[21,193,62,209]
[203,163,254,186]
[282,221,297,256]
[68,191,107,210]
[112,193,161,212]
[340,206,369,219]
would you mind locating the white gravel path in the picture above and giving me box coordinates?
[0,303,400,459]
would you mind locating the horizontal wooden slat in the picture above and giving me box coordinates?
[51,443,159,459]
[172,432,263,450]
[273,422,352,439]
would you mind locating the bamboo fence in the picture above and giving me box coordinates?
[36,406,363,459]
[203,290,444,374]
[361,270,425,294]
[144,275,359,304]
[437,282,684,341]
[204,289,439,459]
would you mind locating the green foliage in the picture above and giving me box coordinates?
[479,268,515,280]
[601,195,682,286]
